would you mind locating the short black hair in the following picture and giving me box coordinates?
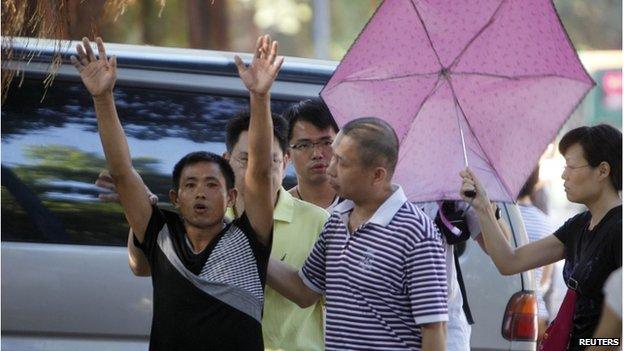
[559,124,622,190]
[341,117,399,177]
[225,110,288,154]
[518,167,540,199]
[283,98,339,141]
[172,151,235,190]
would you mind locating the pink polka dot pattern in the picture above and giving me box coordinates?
[320,0,594,202]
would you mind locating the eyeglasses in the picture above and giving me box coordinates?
[290,139,333,152]
[563,164,591,172]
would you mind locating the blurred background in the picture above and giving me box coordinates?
[2,0,621,58]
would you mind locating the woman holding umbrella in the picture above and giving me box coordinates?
[459,124,621,351]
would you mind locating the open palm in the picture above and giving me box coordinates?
[71,37,117,97]
[234,35,284,95]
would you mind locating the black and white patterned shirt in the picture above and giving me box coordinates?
[135,205,271,350]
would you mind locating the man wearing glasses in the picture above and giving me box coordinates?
[282,98,341,212]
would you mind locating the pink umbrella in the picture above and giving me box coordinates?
[320,0,594,202]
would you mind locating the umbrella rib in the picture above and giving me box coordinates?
[448,0,507,70]
[463,143,493,166]
[409,0,444,69]
[472,164,498,176]
[319,0,385,98]
[451,71,592,85]
[397,74,444,148]
[340,71,439,83]
[446,77,516,201]
[411,74,444,121]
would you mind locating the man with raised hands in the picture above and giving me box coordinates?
[72,35,282,350]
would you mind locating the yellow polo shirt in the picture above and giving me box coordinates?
[227,188,328,351]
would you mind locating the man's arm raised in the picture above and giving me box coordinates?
[233,35,284,245]
[71,37,152,242]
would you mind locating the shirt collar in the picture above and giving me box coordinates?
[273,187,294,223]
[334,184,407,228]
[226,187,293,223]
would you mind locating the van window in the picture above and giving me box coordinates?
[2,77,295,245]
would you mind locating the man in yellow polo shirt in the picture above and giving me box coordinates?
[227,187,327,350]
[111,111,327,350]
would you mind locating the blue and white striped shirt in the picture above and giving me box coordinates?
[299,186,448,350]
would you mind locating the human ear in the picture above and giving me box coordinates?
[598,161,611,180]
[226,188,238,208]
[169,189,180,208]
[372,166,388,185]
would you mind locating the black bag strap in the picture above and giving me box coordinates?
[454,245,474,325]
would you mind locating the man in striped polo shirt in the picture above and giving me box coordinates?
[268,117,448,351]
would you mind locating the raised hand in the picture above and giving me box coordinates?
[95,170,158,205]
[95,170,120,203]
[234,35,284,96]
[71,37,117,97]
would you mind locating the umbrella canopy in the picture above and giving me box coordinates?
[320,0,594,202]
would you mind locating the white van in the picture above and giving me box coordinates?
[1,38,537,351]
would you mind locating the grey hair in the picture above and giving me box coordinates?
[341,117,399,177]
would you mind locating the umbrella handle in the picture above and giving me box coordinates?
[463,190,476,198]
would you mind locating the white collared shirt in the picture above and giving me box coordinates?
[334,184,408,232]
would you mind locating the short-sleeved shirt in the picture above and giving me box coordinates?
[229,188,329,351]
[300,185,448,350]
[134,205,271,350]
[553,205,622,348]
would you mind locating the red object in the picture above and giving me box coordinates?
[539,288,578,351]
[502,291,538,341]
[602,70,622,97]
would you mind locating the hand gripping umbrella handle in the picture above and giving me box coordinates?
[461,190,476,217]
[463,190,476,198]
